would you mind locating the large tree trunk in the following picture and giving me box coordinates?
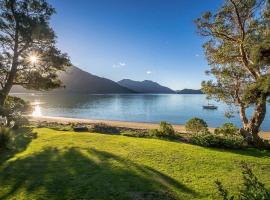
[0,92,6,107]
[0,20,19,109]
[240,95,267,147]
[0,93,6,120]
[0,54,18,109]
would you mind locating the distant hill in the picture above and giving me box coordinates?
[118,79,175,94]
[176,89,203,94]
[11,66,134,94]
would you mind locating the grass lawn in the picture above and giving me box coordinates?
[0,128,270,200]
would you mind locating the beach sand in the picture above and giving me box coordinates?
[29,116,270,140]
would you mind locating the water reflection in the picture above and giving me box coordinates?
[31,101,43,117]
[11,93,270,130]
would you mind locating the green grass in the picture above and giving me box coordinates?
[0,128,270,200]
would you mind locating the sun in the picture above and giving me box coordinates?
[28,53,40,64]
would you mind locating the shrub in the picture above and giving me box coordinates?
[215,162,270,200]
[148,128,163,137]
[0,96,30,128]
[35,122,73,131]
[121,131,150,138]
[214,123,239,136]
[190,132,244,149]
[159,121,175,136]
[73,125,88,132]
[185,118,208,133]
[0,127,13,150]
[11,115,29,129]
[89,123,119,134]
[53,125,73,131]
[149,121,176,138]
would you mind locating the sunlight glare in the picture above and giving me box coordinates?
[32,104,42,117]
[28,53,40,64]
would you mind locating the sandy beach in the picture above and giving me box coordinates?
[29,116,270,140]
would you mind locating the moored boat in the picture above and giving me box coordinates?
[202,104,218,110]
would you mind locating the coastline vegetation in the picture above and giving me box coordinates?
[30,119,269,150]
[0,126,270,199]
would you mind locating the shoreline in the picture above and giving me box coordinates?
[29,116,270,140]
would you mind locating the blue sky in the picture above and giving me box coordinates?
[48,0,222,90]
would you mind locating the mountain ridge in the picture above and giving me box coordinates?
[11,66,134,94]
[176,89,203,94]
[11,66,201,94]
[118,79,175,94]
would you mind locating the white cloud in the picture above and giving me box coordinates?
[195,54,200,57]
[113,62,126,68]
[146,70,152,75]
[119,62,126,67]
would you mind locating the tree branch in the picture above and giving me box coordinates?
[229,0,245,40]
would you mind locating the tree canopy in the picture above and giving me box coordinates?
[196,0,270,145]
[0,0,71,105]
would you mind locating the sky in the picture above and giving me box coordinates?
[48,0,222,90]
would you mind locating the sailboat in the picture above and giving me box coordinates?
[202,100,218,110]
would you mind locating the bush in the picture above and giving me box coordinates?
[185,118,208,133]
[216,162,270,200]
[159,121,175,136]
[214,123,239,136]
[73,125,88,132]
[0,96,30,128]
[89,123,119,134]
[149,121,176,138]
[0,127,13,150]
[121,131,150,138]
[148,128,163,137]
[190,132,244,149]
[11,115,29,129]
[35,122,73,131]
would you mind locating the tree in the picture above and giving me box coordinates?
[0,0,71,108]
[195,0,270,146]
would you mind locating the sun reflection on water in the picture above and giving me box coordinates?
[32,102,42,117]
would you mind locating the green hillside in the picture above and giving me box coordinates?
[0,128,269,200]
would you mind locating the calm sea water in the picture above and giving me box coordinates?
[13,93,270,131]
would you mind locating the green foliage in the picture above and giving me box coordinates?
[0,0,71,103]
[89,123,119,134]
[190,132,244,149]
[72,125,88,132]
[195,0,270,140]
[214,123,239,136]
[35,122,73,131]
[148,128,163,137]
[159,121,175,136]
[0,127,13,150]
[121,131,150,138]
[216,163,270,200]
[215,181,232,200]
[51,125,73,131]
[149,121,175,138]
[0,96,30,128]
[185,118,208,134]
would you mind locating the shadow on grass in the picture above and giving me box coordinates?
[0,147,198,200]
[0,127,37,164]
[201,146,270,158]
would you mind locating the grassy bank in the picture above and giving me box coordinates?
[0,128,270,199]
